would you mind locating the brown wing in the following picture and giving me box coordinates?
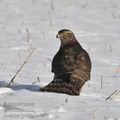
[72,49,91,81]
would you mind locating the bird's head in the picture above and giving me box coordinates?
[56,29,77,45]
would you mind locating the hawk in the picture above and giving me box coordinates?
[40,29,91,95]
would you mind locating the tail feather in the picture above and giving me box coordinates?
[40,78,85,95]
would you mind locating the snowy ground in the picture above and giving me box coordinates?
[0,0,120,120]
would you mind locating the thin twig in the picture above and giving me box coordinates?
[101,76,103,89]
[7,49,35,87]
[48,11,53,27]
[105,89,118,101]
[115,90,120,95]
[32,77,40,84]
[26,28,30,43]
[65,98,68,104]
[50,0,54,11]
[109,43,112,53]
[47,57,52,62]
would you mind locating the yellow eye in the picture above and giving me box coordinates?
[67,33,71,37]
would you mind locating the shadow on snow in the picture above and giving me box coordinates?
[0,80,41,92]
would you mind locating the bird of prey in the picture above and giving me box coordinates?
[40,29,91,95]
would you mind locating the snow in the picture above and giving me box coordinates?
[0,0,120,120]
[0,87,13,95]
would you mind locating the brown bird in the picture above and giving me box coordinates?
[40,29,91,95]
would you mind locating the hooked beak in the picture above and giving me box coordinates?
[56,34,60,38]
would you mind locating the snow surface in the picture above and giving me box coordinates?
[0,0,120,120]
